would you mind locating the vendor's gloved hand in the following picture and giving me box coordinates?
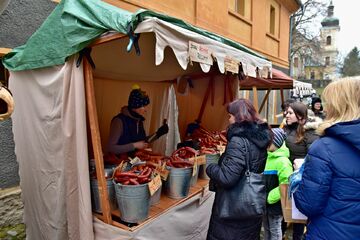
[156,123,169,137]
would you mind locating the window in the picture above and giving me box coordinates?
[294,57,299,68]
[326,36,331,45]
[270,5,276,35]
[310,71,315,80]
[236,0,245,16]
[325,57,330,66]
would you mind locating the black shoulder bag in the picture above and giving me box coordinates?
[216,138,266,220]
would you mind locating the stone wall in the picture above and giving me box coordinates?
[0,187,23,226]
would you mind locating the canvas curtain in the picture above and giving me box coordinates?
[9,56,94,240]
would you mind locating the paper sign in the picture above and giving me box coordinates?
[129,156,142,165]
[192,157,198,176]
[199,185,212,205]
[291,194,308,220]
[156,167,170,181]
[224,56,239,74]
[148,174,162,196]
[188,155,206,165]
[217,145,225,155]
[189,41,213,65]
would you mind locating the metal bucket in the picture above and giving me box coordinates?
[114,182,150,223]
[190,166,199,187]
[149,187,162,205]
[164,167,192,199]
[199,153,220,180]
[90,178,117,213]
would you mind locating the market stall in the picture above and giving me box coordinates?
[3,0,273,239]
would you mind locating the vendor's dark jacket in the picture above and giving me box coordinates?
[206,121,272,240]
[294,119,360,240]
[284,120,320,163]
[114,107,146,145]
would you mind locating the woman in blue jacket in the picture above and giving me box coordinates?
[294,78,360,239]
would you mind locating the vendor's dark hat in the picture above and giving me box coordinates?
[128,85,150,109]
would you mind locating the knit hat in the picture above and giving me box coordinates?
[311,97,323,111]
[271,128,287,148]
[128,85,150,109]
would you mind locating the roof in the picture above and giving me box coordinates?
[2,0,270,76]
[240,68,293,90]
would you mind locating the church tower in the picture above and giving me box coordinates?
[320,1,340,79]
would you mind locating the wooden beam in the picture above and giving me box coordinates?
[280,88,285,106]
[0,48,12,57]
[84,57,112,223]
[259,89,271,114]
[90,32,127,47]
[197,77,213,122]
[252,86,259,112]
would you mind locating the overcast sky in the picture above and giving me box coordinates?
[325,0,360,56]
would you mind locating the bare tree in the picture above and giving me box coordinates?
[290,0,328,59]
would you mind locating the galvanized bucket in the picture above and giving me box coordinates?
[164,167,192,199]
[114,181,150,223]
[90,178,117,213]
[149,187,162,205]
[199,153,220,180]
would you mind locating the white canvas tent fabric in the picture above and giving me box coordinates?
[135,17,272,77]
[9,57,94,240]
[93,193,215,239]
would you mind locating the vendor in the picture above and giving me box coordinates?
[106,85,168,156]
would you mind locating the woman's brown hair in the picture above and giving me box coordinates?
[289,102,308,143]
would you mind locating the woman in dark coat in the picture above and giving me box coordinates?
[283,102,319,240]
[206,98,272,240]
[294,78,360,239]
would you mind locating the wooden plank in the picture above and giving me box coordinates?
[84,57,112,223]
[90,32,127,47]
[110,179,209,231]
[280,88,285,105]
[252,86,259,111]
[273,91,278,123]
[259,89,271,114]
[0,48,12,57]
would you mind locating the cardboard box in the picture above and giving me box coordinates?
[280,184,307,224]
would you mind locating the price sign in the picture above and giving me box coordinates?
[189,155,206,165]
[189,41,213,65]
[148,174,162,196]
[224,56,239,74]
[192,157,198,177]
[129,156,142,165]
[199,185,212,205]
[217,145,226,155]
[156,167,170,181]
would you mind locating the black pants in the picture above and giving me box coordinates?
[292,223,305,240]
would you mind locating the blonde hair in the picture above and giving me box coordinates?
[318,77,360,135]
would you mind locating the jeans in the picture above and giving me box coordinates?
[263,213,283,240]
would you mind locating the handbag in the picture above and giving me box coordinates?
[216,138,266,220]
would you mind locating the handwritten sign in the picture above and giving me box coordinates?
[189,41,213,65]
[148,174,162,196]
[129,156,142,165]
[217,145,226,155]
[192,157,198,176]
[189,155,206,165]
[156,166,170,181]
[199,185,212,205]
[224,56,239,74]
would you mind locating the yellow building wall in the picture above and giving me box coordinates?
[103,0,300,69]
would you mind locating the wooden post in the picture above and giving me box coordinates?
[84,57,112,224]
[197,77,213,122]
[252,86,259,112]
[259,89,271,114]
[273,91,278,123]
[280,88,285,105]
